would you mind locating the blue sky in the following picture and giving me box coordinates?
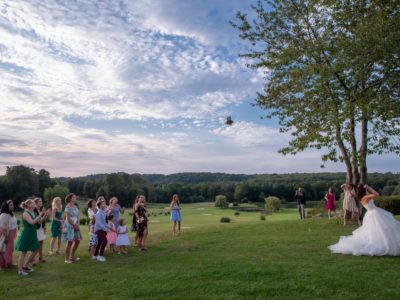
[0,0,398,177]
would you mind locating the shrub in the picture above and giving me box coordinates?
[79,218,88,225]
[215,195,228,208]
[220,217,230,223]
[234,211,240,216]
[265,196,281,213]
[307,201,327,218]
[44,184,69,205]
[233,202,239,207]
[391,185,400,196]
[375,196,400,215]
[382,185,397,196]
[260,214,266,221]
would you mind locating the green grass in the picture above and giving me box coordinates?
[1,204,399,299]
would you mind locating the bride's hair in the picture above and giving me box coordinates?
[355,184,366,202]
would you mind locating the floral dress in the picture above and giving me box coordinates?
[62,206,82,242]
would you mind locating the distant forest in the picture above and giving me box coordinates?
[1,165,399,208]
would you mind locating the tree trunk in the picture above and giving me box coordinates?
[359,117,368,184]
[349,113,360,185]
[335,123,353,183]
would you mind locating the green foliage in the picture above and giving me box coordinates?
[265,196,281,213]
[375,196,400,215]
[44,184,69,205]
[234,211,240,216]
[381,185,397,196]
[215,195,228,208]
[260,213,266,221]
[392,185,400,196]
[220,217,230,223]
[79,218,88,225]
[232,1,400,183]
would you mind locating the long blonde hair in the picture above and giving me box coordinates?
[52,197,62,210]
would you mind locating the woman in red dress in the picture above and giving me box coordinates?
[325,187,337,219]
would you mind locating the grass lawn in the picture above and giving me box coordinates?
[0,204,399,299]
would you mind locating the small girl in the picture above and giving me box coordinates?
[88,218,98,259]
[49,197,63,256]
[106,214,117,253]
[116,219,130,254]
[170,194,182,235]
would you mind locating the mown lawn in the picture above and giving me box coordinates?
[1,204,399,299]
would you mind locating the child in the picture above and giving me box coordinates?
[94,198,109,262]
[49,197,63,256]
[88,218,98,259]
[135,195,148,251]
[170,194,182,235]
[116,219,130,254]
[106,214,117,253]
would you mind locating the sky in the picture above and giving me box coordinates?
[0,0,398,177]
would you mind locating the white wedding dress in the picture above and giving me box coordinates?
[329,200,400,256]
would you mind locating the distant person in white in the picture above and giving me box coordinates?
[329,185,400,256]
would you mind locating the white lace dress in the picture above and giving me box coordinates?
[329,200,400,256]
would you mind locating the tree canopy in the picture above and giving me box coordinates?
[232,0,400,184]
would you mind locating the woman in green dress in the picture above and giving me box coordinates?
[49,197,63,256]
[15,199,47,276]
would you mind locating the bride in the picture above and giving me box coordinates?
[329,184,400,256]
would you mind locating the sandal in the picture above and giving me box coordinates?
[69,257,80,262]
[48,251,54,256]
[18,270,29,276]
[64,260,73,264]
[56,250,62,255]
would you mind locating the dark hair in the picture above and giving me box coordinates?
[118,218,124,226]
[87,199,95,209]
[65,193,75,203]
[355,184,366,202]
[0,200,14,216]
[108,214,114,221]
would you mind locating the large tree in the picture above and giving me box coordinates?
[232,0,400,184]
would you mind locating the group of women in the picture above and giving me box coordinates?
[0,192,183,276]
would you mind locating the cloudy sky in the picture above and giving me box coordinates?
[0,0,397,177]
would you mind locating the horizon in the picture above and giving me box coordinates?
[1,1,399,177]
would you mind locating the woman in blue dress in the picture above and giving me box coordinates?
[108,197,125,228]
[170,194,182,235]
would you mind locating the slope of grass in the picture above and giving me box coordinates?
[1,205,399,299]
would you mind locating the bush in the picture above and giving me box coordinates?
[220,217,230,223]
[234,211,240,216]
[215,195,228,208]
[265,196,281,213]
[44,184,69,205]
[381,185,397,196]
[391,185,400,196]
[260,214,266,221]
[307,201,327,218]
[232,202,239,207]
[375,196,400,215]
[79,218,88,225]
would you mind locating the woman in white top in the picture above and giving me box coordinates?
[0,200,18,269]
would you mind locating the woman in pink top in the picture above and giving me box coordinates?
[325,187,337,219]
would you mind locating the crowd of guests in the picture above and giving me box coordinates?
[0,193,182,276]
[295,183,363,226]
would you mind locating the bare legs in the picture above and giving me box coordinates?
[49,236,61,255]
[70,240,80,260]
[172,221,182,235]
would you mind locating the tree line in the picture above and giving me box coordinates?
[0,165,399,209]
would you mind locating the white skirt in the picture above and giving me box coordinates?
[329,207,400,256]
[37,227,46,241]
